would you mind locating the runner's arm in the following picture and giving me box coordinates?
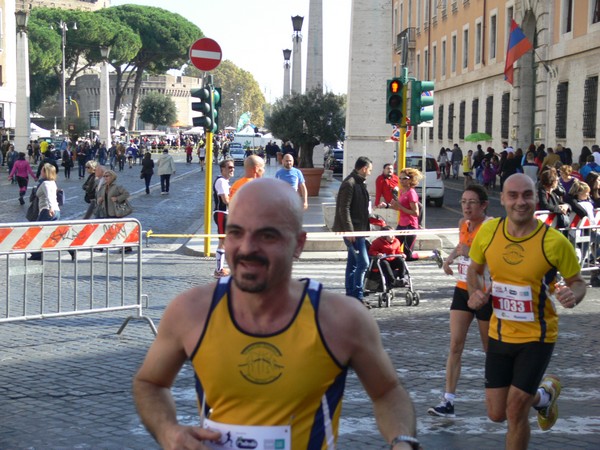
[133,294,220,449]
[344,301,417,446]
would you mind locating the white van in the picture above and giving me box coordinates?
[404,152,445,207]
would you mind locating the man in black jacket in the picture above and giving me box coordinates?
[333,156,373,304]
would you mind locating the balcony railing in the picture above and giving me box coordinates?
[395,27,416,53]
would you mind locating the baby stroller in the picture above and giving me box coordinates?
[363,215,420,308]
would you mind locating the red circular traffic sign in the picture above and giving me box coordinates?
[189,38,222,71]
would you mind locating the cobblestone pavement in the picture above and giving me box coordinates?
[1,252,599,449]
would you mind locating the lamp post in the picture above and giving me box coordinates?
[291,15,304,94]
[283,49,292,98]
[15,10,30,153]
[99,45,111,147]
[59,20,77,137]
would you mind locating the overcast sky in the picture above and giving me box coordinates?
[110,0,352,103]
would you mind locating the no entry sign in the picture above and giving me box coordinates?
[189,38,222,71]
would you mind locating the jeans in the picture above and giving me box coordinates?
[144,174,153,194]
[30,209,60,260]
[343,237,369,301]
[160,174,171,193]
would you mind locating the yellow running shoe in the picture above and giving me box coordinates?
[536,374,561,431]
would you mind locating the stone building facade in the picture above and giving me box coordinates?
[73,72,202,131]
[393,0,600,158]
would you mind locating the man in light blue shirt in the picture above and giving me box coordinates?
[275,153,308,209]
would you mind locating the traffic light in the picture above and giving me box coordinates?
[410,80,435,125]
[212,87,221,133]
[191,87,213,130]
[386,78,404,125]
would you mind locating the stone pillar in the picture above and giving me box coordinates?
[344,0,395,194]
[306,0,323,93]
[15,12,31,154]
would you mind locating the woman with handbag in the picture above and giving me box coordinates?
[29,164,61,261]
[96,170,133,252]
[61,145,75,179]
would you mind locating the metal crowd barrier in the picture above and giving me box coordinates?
[0,218,157,335]
[534,209,600,275]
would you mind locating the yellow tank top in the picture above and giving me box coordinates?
[470,218,580,344]
[191,278,347,449]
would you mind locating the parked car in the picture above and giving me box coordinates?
[229,143,245,165]
[404,152,445,207]
[325,148,344,173]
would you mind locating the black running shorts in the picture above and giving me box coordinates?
[485,338,555,395]
[450,286,493,321]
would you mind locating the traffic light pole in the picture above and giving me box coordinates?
[203,128,214,257]
[202,74,215,257]
[398,68,409,171]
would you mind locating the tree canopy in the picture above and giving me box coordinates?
[138,93,177,129]
[99,5,202,129]
[266,89,346,167]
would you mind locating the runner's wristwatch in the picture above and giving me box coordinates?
[390,435,420,450]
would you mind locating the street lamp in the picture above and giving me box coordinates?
[99,45,112,147]
[283,49,292,98]
[291,15,304,94]
[15,10,30,154]
[58,20,77,137]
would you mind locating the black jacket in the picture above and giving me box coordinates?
[332,170,370,232]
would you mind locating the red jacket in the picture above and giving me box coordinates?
[375,174,399,204]
[368,236,404,261]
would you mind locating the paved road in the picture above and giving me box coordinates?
[1,252,599,449]
[1,158,599,448]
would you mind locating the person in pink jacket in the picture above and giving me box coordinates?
[9,152,37,205]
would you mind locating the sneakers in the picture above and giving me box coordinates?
[428,400,455,418]
[214,268,231,278]
[432,249,444,268]
[536,375,561,431]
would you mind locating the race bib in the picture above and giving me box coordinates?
[491,281,534,322]
[203,418,291,450]
[455,256,469,282]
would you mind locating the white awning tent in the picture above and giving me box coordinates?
[236,125,259,136]
[31,123,51,139]
[182,126,205,135]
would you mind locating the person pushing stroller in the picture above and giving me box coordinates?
[367,225,408,288]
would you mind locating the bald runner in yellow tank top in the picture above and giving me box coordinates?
[469,217,581,344]
[192,277,347,449]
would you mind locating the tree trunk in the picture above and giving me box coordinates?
[299,141,316,168]
[128,63,147,131]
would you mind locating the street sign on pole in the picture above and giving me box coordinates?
[189,38,222,72]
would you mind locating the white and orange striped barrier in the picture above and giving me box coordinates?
[0,219,156,335]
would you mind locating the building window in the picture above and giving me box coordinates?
[594,0,600,24]
[408,0,413,28]
[555,82,569,139]
[448,103,454,139]
[451,34,457,73]
[471,98,479,133]
[441,39,447,77]
[432,44,437,80]
[490,14,497,59]
[438,105,444,140]
[429,125,434,140]
[459,101,466,139]
[562,0,573,33]
[475,21,482,65]
[583,76,598,139]
[485,95,493,135]
[424,49,429,79]
[416,53,421,79]
[463,28,469,69]
[417,0,422,29]
[501,92,510,140]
